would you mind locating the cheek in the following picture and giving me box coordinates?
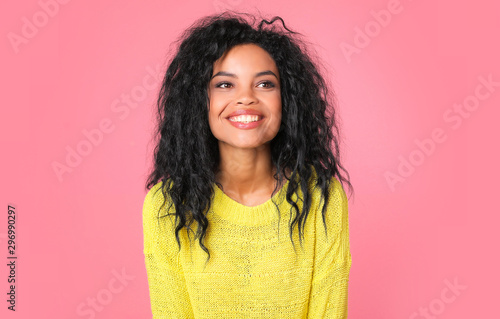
[208,103,220,120]
[207,102,225,134]
[207,93,229,119]
[272,99,282,121]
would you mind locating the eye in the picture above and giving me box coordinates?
[258,81,276,88]
[215,82,232,89]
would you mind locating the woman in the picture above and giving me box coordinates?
[143,11,354,318]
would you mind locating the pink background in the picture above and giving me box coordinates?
[1,0,499,318]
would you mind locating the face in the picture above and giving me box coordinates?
[207,43,282,150]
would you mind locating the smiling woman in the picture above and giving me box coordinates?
[143,10,354,319]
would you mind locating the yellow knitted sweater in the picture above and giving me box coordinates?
[142,170,352,318]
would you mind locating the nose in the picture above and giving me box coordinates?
[236,85,258,105]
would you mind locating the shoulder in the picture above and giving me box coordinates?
[142,180,180,256]
[311,171,349,236]
[144,180,166,200]
[143,182,164,213]
[142,180,175,222]
[308,166,348,208]
[328,176,348,208]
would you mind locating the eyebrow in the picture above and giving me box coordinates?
[210,70,278,80]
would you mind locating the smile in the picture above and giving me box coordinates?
[226,115,264,129]
[228,115,262,123]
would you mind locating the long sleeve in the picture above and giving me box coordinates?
[142,183,194,319]
[307,177,353,318]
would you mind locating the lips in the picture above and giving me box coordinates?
[226,109,264,119]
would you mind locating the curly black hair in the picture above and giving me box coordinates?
[145,10,353,263]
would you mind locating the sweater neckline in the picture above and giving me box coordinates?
[211,178,291,226]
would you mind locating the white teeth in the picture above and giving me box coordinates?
[228,115,261,123]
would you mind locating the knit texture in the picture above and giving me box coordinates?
[142,169,352,318]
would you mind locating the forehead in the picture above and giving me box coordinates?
[212,44,278,74]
